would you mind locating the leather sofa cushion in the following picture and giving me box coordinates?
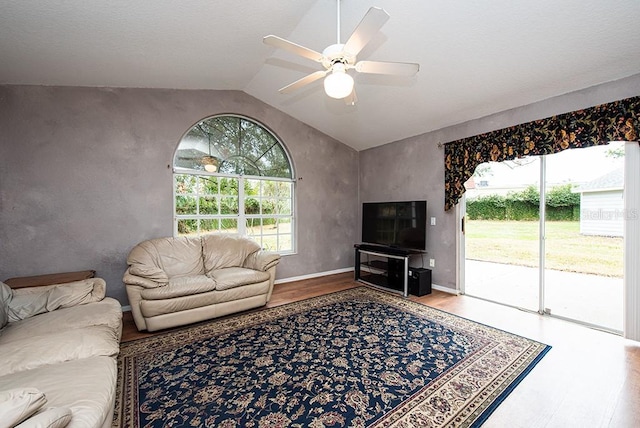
[128,236,204,280]
[209,267,270,291]
[141,275,217,300]
[202,234,261,273]
[0,356,117,428]
[0,324,120,377]
[0,298,122,345]
[140,281,271,318]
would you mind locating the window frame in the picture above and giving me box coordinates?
[172,114,296,255]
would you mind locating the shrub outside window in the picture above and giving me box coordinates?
[173,115,295,254]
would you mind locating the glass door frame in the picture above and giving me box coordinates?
[459,147,629,335]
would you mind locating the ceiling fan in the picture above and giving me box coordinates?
[263,0,419,104]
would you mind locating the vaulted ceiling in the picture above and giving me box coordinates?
[2,0,639,150]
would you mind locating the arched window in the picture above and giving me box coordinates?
[173,115,295,253]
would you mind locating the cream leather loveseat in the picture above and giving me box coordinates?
[123,234,281,332]
[0,278,122,428]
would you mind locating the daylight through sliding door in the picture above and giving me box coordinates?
[464,144,625,332]
[463,157,541,312]
[543,143,624,331]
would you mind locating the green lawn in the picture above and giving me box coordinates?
[465,220,623,277]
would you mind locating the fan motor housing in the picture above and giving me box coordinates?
[322,44,355,69]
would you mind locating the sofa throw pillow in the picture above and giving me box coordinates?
[8,281,95,322]
[0,281,13,330]
[0,387,47,428]
[15,406,72,428]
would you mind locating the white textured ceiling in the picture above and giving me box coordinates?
[1,0,640,151]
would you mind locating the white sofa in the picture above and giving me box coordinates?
[0,278,122,428]
[123,234,281,332]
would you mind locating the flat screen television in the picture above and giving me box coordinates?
[361,200,427,251]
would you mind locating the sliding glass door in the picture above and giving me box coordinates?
[543,144,624,331]
[463,157,540,312]
[463,143,624,332]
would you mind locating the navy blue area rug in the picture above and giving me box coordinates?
[113,287,550,427]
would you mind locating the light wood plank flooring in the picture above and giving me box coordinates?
[121,273,640,427]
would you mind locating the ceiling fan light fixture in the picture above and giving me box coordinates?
[324,63,354,99]
[202,155,218,172]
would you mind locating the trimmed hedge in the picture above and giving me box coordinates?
[467,184,579,221]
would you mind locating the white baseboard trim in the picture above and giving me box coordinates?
[118,272,456,311]
[276,270,460,297]
[275,267,354,285]
[432,283,460,295]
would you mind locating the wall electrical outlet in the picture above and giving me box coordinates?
[429,259,435,267]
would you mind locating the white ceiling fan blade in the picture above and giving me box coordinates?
[263,35,324,63]
[343,7,390,57]
[355,60,420,76]
[279,70,328,94]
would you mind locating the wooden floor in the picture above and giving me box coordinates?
[121,272,640,428]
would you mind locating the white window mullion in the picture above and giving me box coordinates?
[238,176,246,235]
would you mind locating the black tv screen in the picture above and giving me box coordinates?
[362,201,427,251]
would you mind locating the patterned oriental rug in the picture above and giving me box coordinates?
[113,287,550,427]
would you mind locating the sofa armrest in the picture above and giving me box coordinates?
[123,270,166,288]
[127,265,169,284]
[243,251,281,272]
[8,278,107,322]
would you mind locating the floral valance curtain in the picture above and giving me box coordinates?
[443,96,640,211]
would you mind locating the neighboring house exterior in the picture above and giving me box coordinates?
[575,167,624,237]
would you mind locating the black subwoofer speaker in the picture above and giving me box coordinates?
[408,268,432,296]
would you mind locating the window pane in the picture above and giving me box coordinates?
[278,234,293,252]
[200,219,219,233]
[245,218,261,236]
[199,176,218,194]
[246,179,261,195]
[261,217,279,232]
[261,235,277,251]
[176,196,197,214]
[220,197,239,214]
[261,181,277,197]
[262,199,277,215]
[199,196,218,215]
[276,218,292,234]
[245,197,260,214]
[277,199,292,215]
[177,219,197,235]
[219,178,238,196]
[220,218,238,233]
[174,116,293,178]
[176,175,198,194]
[276,182,292,198]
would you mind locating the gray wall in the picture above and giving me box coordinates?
[0,86,359,304]
[359,73,640,291]
[2,74,638,301]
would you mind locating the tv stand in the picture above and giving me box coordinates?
[354,244,413,297]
